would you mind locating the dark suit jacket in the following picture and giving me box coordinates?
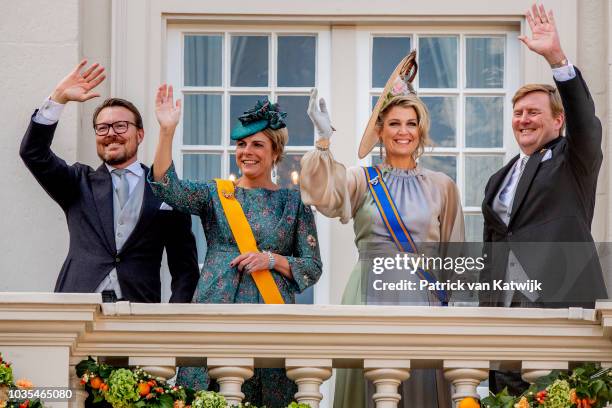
[20,115,199,303]
[481,68,608,307]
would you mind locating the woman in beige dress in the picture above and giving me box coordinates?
[300,52,464,408]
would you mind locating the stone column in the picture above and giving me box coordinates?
[443,360,489,407]
[207,358,254,406]
[521,361,568,384]
[69,356,88,408]
[286,359,332,408]
[363,359,411,408]
[128,357,176,380]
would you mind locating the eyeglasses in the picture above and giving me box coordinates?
[94,121,138,136]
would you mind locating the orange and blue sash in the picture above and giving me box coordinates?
[364,166,448,303]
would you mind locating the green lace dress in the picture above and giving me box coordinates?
[149,163,322,407]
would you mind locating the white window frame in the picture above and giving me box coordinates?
[167,24,333,304]
[356,27,520,239]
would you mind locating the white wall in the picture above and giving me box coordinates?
[0,1,80,290]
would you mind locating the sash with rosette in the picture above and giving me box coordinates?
[363,166,448,303]
[215,179,285,304]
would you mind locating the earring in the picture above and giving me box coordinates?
[238,166,242,176]
[379,143,383,162]
[271,162,278,184]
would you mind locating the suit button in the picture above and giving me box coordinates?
[117,232,123,237]
[115,257,120,263]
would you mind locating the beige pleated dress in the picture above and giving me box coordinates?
[300,146,465,408]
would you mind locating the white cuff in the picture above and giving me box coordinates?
[552,62,576,82]
[33,97,65,125]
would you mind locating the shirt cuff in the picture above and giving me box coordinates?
[33,97,65,125]
[552,62,576,82]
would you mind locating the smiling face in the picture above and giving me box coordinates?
[378,106,421,162]
[235,132,277,182]
[95,106,144,168]
[512,91,564,155]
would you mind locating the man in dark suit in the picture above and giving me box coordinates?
[20,60,199,303]
[481,4,608,310]
[481,4,609,395]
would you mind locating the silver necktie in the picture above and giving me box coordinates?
[112,168,130,208]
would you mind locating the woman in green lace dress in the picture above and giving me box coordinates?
[148,84,322,407]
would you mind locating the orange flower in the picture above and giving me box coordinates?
[570,389,577,404]
[15,379,33,390]
[514,397,529,408]
[458,397,480,408]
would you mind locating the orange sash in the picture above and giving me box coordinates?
[215,179,285,304]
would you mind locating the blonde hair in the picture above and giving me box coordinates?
[262,127,288,164]
[376,94,431,160]
[512,83,565,134]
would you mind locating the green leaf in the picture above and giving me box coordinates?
[75,357,97,377]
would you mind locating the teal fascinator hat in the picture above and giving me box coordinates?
[230,98,287,140]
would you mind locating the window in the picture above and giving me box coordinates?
[361,30,519,241]
[167,26,331,303]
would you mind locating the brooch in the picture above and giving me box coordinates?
[221,190,234,199]
[369,176,379,186]
[307,235,317,248]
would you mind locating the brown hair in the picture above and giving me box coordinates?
[376,94,431,160]
[92,98,144,129]
[262,127,288,164]
[512,84,565,133]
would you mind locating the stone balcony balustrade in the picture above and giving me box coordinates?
[0,293,611,408]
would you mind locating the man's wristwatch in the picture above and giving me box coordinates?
[550,57,568,69]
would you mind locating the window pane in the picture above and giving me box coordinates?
[372,37,412,88]
[277,95,313,146]
[229,94,268,144]
[466,37,504,88]
[230,153,303,190]
[418,37,458,88]
[277,36,316,87]
[183,154,222,264]
[419,155,456,181]
[371,94,380,110]
[421,96,456,147]
[465,155,503,207]
[183,153,221,181]
[183,94,222,145]
[465,213,484,242]
[465,96,504,148]
[231,35,269,87]
[184,35,223,87]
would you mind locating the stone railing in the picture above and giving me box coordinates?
[0,293,611,408]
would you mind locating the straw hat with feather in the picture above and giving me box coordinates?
[358,50,418,159]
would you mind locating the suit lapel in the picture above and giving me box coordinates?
[509,150,545,222]
[90,164,117,253]
[120,165,159,253]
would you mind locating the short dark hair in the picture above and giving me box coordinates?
[92,98,143,129]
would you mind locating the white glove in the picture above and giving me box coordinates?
[307,88,334,139]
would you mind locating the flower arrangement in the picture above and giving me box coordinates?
[77,358,311,408]
[480,364,611,408]
[0,353,44,408]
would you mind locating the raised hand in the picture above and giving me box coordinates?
[50,60,105,104]
[155,84,182,131]
[307,88,334,139]
[519,4,566,65]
